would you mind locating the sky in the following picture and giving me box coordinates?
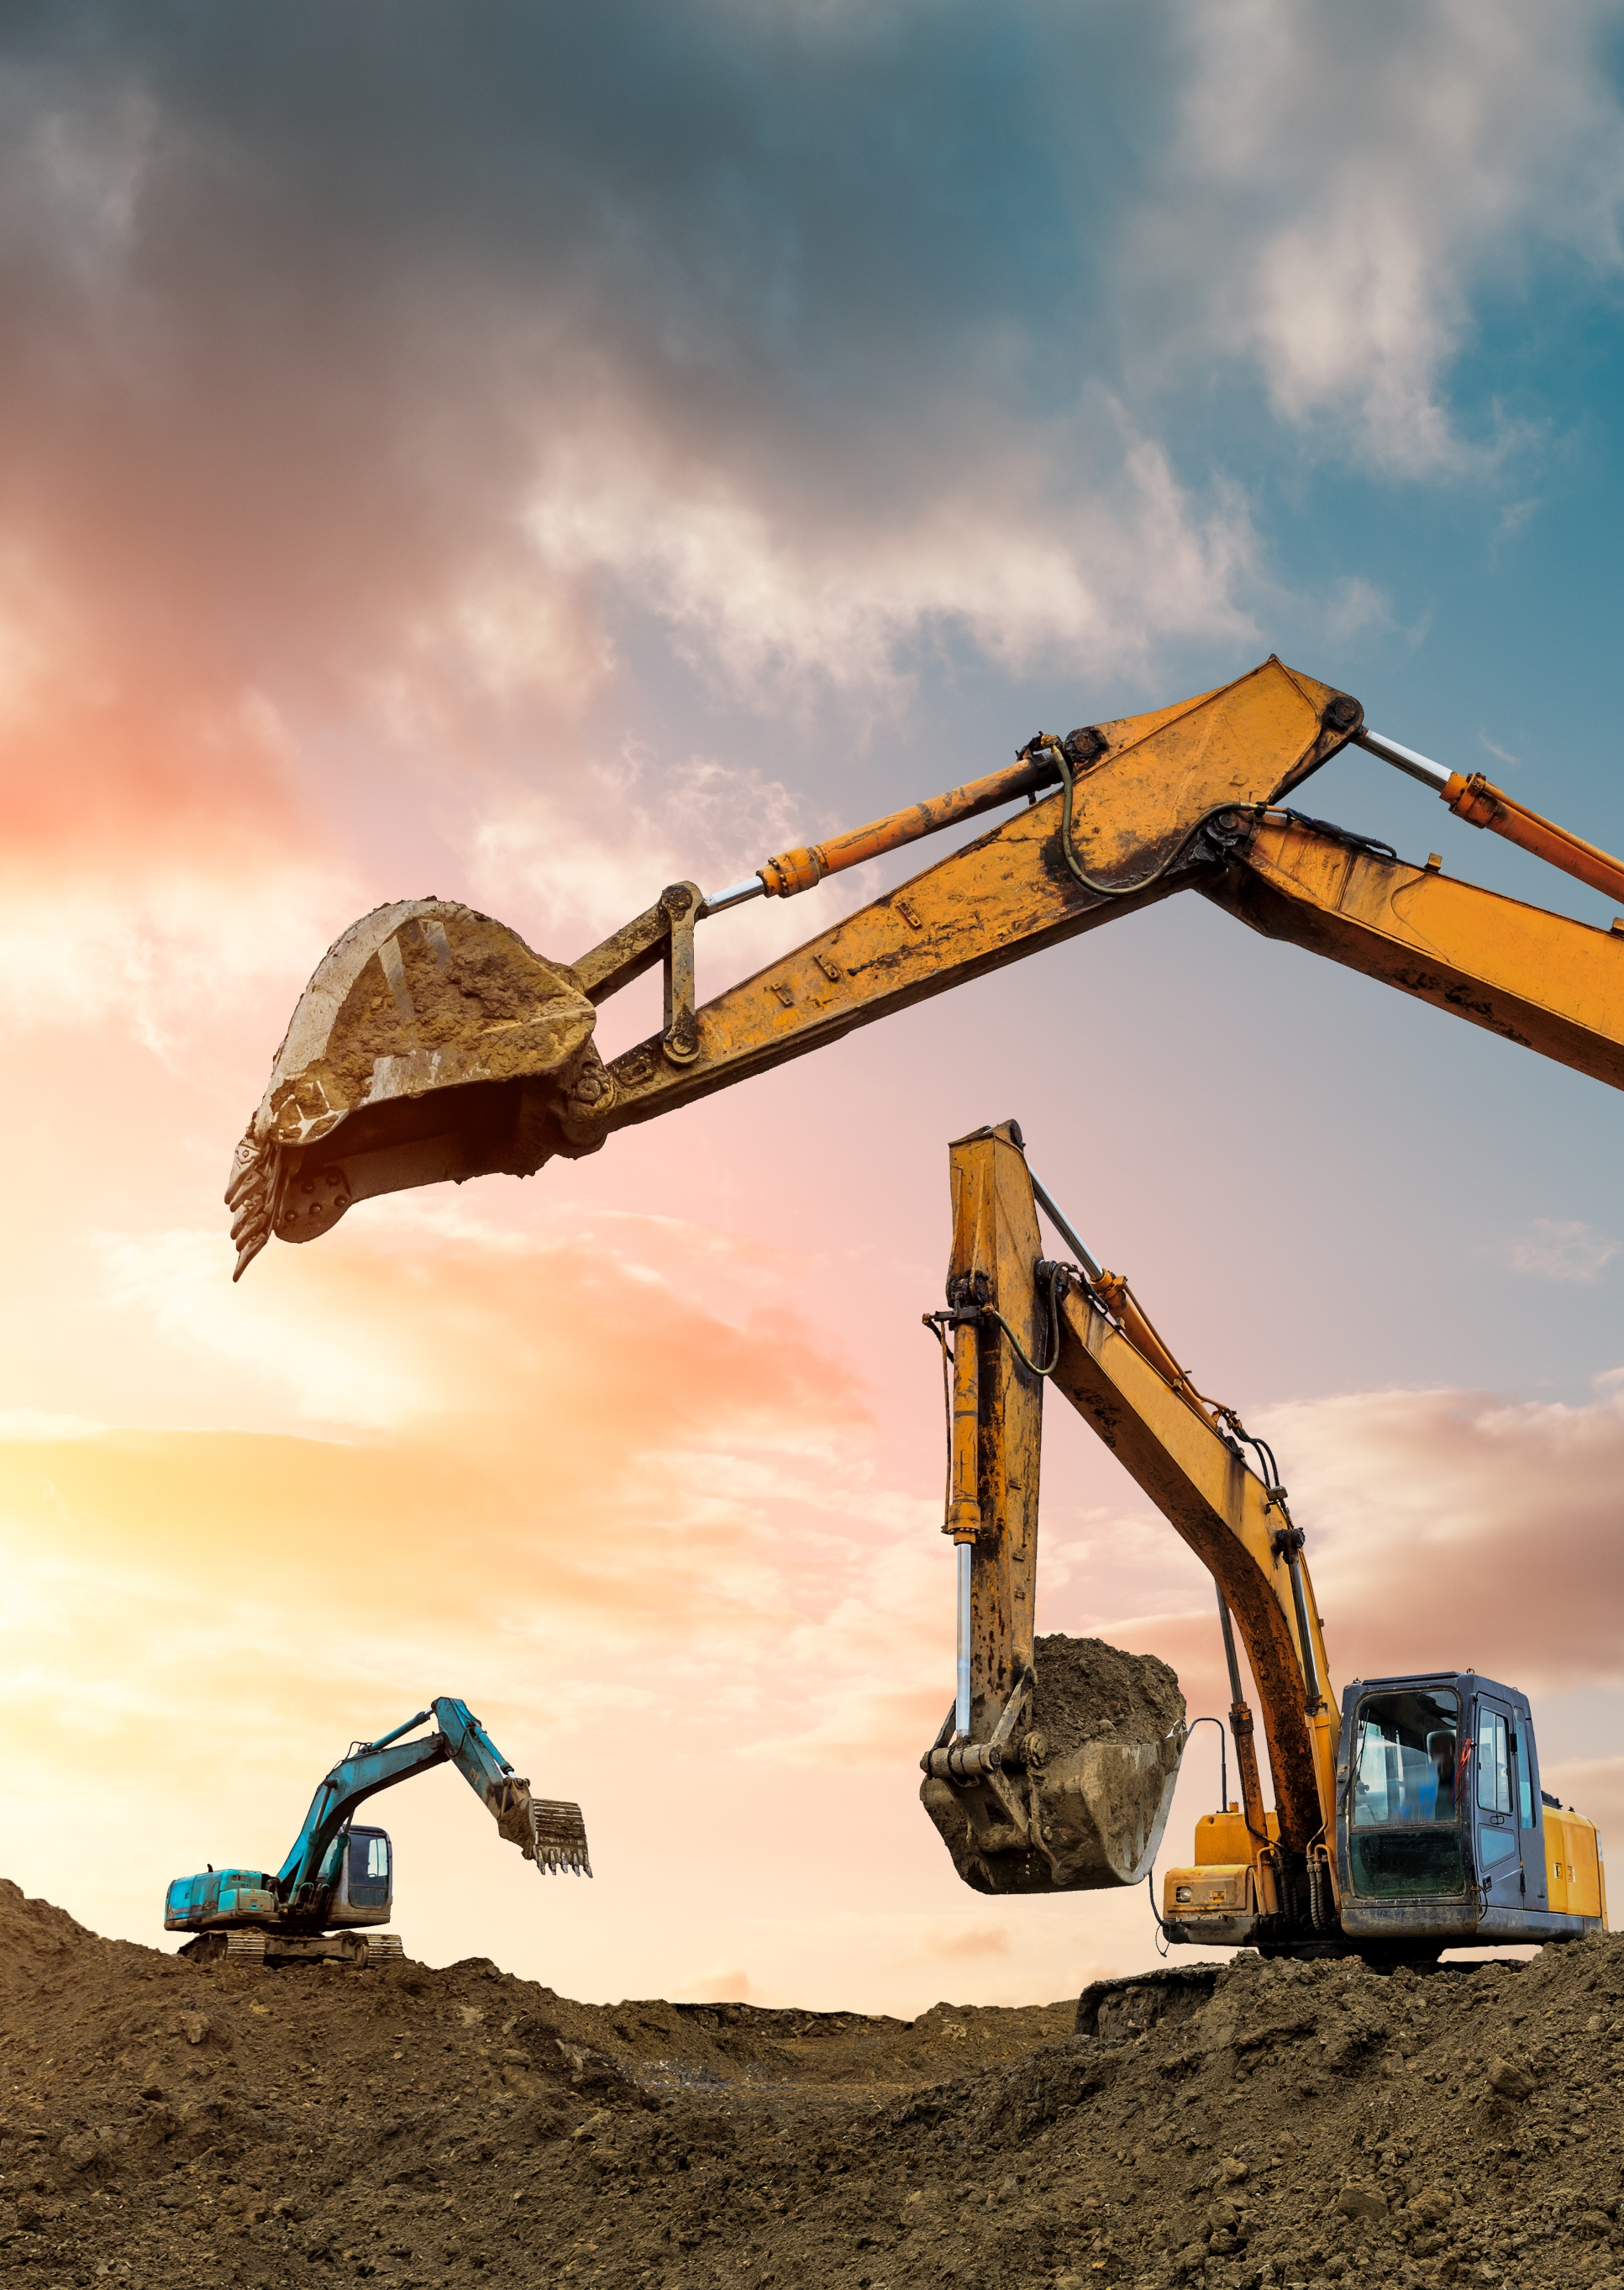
[3,0,1624,2011]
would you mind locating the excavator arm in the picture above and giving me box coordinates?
[225,653,1624,1273]
[278,1696,591,1922]
[917,1123,1335,1928]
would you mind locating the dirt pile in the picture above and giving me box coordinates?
[1027,1635,1185,1755]
[3,1876,1623,2290]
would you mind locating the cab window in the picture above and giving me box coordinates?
[1477,1711,1511,1815]
[348,1829,390,1891]
[1352,1688,1459,1827]
[1348,1686,1464,1898]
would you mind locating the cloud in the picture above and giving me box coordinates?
[0,1411,106,1440]
[1510,1219,1620,1283]
[0,855,358,1052]
[919,1924,1011,1961]
[670,1966,758,2003]
[1138,0,1624,472]
[517,407,1259,699]
[1318,576,1393,646]
[1541,1755,1624,1838]
[466,749,811,954]
[16,0,1607,831]
[1257,1382,1624,1692]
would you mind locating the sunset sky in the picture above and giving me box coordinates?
[4,0,1624,2012]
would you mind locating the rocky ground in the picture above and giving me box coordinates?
[3,1877,1622,2289]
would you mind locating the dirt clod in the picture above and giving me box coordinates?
[1488,2053,1537,2101]
[4,1874,1624,2287]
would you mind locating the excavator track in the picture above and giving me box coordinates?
[181,1928,407,1969]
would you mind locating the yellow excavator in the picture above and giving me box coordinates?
[917,1119,1606,1962]
[226,653,1622,1952]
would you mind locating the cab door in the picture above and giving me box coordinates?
[1474,1698,1523,1910]
[1511,1709,1548,1911]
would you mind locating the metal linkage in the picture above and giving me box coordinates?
[921,1668,1033,1780]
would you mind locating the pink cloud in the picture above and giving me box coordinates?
[1259,1384,1624,1694]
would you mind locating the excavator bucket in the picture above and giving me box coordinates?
[226,899,609,1278]
[488,1773,593,1877]
[921,1634,1186,1893]
[528,1799,594,1877]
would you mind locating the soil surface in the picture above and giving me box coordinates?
[4,1877,1623,2290]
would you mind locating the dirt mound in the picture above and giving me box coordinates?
[1030,1632,1184,1752]
[0,1878,101,1986]
[2,1872,1622,2288]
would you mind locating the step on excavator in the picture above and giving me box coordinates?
[917,1121,1607,1963]
[223,653,1624,1945]
[165,1697,590,1968]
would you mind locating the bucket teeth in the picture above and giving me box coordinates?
[530,1798,592,1878]
[225,1132,281,1282]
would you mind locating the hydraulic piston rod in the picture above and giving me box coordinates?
[702,750,1063,913]
[1357,727,1624,909]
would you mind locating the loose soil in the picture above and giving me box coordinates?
[3,1877,1623,2290]
[1028,1635,1185,1754]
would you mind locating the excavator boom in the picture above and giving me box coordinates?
[227,655,1624,1276]
[278,1696,591,1914]
[1204,812,1624,1091]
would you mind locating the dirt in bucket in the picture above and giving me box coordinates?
[922,1635,1188,1895]
[1027,1632,1185,1754]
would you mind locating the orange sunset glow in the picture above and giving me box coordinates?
[4,1,1624,2013]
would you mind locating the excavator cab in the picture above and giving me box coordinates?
[1334,1671,1606,1948]
[328,1824,393,1928]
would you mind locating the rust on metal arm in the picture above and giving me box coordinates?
[228,655,1352,1270]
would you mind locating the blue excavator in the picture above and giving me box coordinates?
[164,1696,591,1967]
